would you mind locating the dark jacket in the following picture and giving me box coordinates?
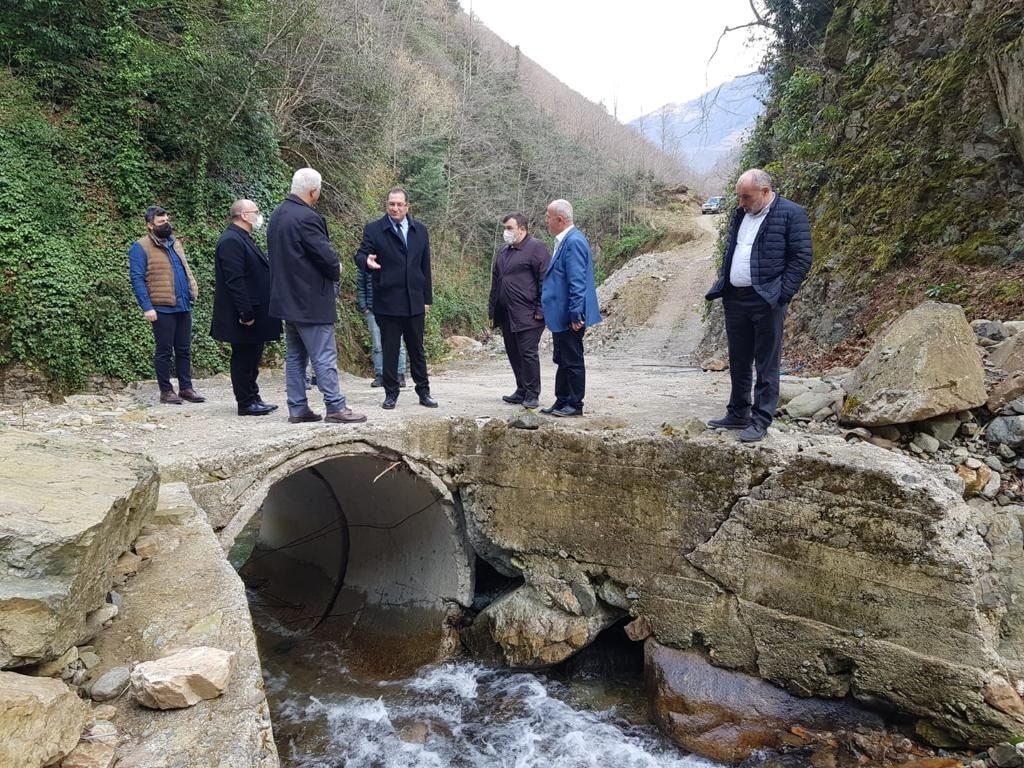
[356,262,374,312]
[488,234,550,333]
[210,223,281,344]
[267,195,341,324]
[705,195,812,308]
[354,215,432,317]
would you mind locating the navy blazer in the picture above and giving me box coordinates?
[210,224,281,343]
[267,195,341,324]
[354,215,432,317]
[541,227,602,333]
[705,195,812,308]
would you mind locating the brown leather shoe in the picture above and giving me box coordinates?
[325,408,367,424]
[160,390,183,404]
[179,388,206,403]
[288,410,322,423]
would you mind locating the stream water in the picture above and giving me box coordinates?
[256,620,723,768]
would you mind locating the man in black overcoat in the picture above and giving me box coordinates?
[354,187,437,409]
[211,199,281,415]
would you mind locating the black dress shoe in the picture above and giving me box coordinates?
[708,414,750,430]
[502,393,525,404]
[382,396,397,410]
[739,424,767,442]
[550,405,583,417]
[539,403,560,415]
[399,376,408,388]
[238,402,273,416]
[419,394,439,408]
[256,399,278,412]
[522,398,539,409]
[371,375,383,387]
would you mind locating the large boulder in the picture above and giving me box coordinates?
[840,302,986,426]
[130,646,235,709]
[0,671,88,767]
[464,584,620,668]
[646,641,882,763]
[0,431,158,667]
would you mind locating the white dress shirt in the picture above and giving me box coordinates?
[729,200,773,287]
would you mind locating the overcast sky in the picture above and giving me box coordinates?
[458,1,770,123]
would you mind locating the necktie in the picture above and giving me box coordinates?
[396,221,406,245]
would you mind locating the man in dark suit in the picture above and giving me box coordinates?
[268,167,366,424]
[540,199,602,417]
[354,187,437,410]
[488,212,550,409]
[704,168,812,442]
[211,199,281,416]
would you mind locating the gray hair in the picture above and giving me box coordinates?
[291,167,322,196]
[738,168,773,189]
[549,199,574,223]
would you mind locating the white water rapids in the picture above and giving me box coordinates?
[264,650,723,768]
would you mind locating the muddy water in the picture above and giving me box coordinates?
[255,619,722,768]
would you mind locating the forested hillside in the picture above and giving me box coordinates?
[0,0,688,396]
[736,0,1024,366]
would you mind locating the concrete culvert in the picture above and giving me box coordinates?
[234,452,473,677]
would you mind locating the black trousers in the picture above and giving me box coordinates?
[230,341,266,406]
[376,313,429,398]
[723,287,787,428]
[551,327,586,411]
[501,320,544,400]
[151,310,193,392]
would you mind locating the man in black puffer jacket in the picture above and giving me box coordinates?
[705,168,812,442]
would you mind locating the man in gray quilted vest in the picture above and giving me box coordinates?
[704,169,812,442]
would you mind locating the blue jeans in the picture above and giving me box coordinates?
[365,311,405,376]
[285,322,346,415]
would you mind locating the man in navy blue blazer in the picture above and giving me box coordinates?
[704,168,812,442]
[540,199,602,417]
[354,187,437,410]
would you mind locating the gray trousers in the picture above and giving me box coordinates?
[285,322,346,415]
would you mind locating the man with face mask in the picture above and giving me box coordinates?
[488,213,551,409]
[211,199,282,415]
[129,205,204,404]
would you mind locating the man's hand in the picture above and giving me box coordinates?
[366,253,381,270]
[144,310,157,323]
[425,304,431,312]
[534,311,544,322]
[571,320,584,331]
[240,318,255,326]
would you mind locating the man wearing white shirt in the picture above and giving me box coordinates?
[704,169,812,442]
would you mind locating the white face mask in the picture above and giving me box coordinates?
[251,213,265,232]
[502,229,516,245]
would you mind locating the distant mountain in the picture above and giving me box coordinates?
[629,73,766,175]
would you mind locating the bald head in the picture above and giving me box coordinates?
[735,168,774,215]
[229,199,262,232]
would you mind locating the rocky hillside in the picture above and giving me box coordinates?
[739,0,1024,369]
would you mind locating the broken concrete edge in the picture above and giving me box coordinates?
[86,480,279,767]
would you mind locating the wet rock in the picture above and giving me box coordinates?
[130,647,235,709]
[841,302,986,426]
[990,334,1024,374]
[988,416,1024,448]
[645,642,882,764]
[0,431,157,668]
[90,666,130,702]
[465,585,620,668]
[0,670,89,767]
